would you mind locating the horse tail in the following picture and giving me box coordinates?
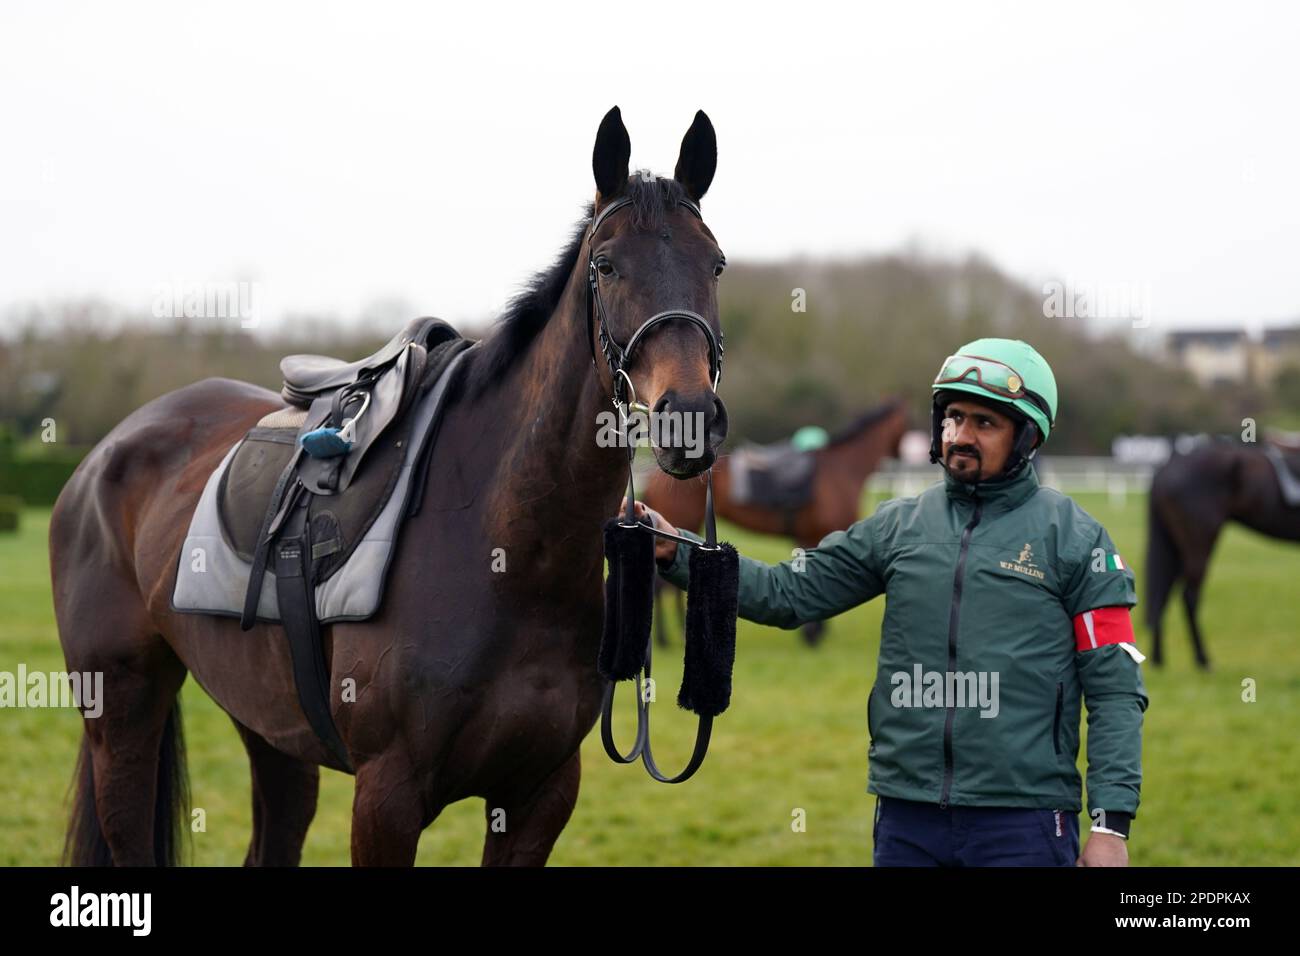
[63,699,189,866]
[1144,480,1181,636]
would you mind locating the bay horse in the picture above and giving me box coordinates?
[643,399,907,645]
[51,106,728,866]
[1146,441,1300,668]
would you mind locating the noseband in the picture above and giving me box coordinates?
[584,195,725,410]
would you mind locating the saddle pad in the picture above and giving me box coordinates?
[170,343,472,624]
[730,444,816,510]
[257,406,309,429]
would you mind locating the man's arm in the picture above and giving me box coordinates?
[657,516,886,629]
[1075,616,1148,823]
[1063,521,1148,861]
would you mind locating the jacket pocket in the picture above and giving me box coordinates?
[1052,682,1063,756]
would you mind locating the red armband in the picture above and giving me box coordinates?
[1073,606,1135,652]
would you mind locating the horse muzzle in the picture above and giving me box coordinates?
[647,389,727,478]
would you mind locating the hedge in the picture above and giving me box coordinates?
[0,449,88,506]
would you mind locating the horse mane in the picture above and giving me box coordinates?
[827,398,904,446]
[457,176,691,398]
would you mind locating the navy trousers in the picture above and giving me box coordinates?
[872,795,1080,867]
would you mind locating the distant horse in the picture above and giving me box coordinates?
[644,399,908,645]
[1146,441,1300,668]
[51,107,728,866]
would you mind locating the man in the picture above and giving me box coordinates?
[632,338,1148,866]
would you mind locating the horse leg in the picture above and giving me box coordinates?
[654,578,671,648]
[1182,579,1211,670]
[801,620,826,647]
[350,753,428,866]
[480,749,581,867]
[74,629,188,866]
[1175,523,1221,671]
[233,719,320,866]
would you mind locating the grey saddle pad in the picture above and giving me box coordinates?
[170,342,472,623]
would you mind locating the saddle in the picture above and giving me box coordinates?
[217,317,471,771]
[729,440,818,511]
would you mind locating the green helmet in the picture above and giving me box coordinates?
[791,425,829,452]
[931,338,1058,441]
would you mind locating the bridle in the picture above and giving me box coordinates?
[589,193,733,784]
[584,195,724,411]
[587,193,726,551]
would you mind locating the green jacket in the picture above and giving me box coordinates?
[659,463,1148,823]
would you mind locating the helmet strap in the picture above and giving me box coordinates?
[993,419,1040,482]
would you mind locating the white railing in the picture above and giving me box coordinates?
[633,456,1158,508]
[867,457,1155,506]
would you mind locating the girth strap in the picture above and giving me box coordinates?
[273,493,354,772]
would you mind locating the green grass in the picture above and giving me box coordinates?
[2,491,1297,865]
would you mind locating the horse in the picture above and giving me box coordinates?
[1146,441,1300,668]
[642,399,908,646]
[51,106,729,866]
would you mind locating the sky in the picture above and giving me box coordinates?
[1,0,1297,339]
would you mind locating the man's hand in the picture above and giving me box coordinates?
[1076,831,1128,866]
[618,499,679,564]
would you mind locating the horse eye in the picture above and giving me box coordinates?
[596,258,615,277]
[713,260,726,278]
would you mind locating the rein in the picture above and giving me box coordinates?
[589,195,738,784]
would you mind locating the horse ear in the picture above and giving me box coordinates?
[674,110,717,201]
[592,106,631,205]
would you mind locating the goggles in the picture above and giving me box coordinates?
[934,353,1054,426]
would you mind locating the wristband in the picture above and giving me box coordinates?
[1090,825,1128,840]
[1090,810,1131,839]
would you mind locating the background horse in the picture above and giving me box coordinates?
[51,107,728,866]
[1146,441,1300,668]
[643,399,908,645]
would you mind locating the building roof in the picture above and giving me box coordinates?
[1167,329,1248,350]
[1261,325,1300,349]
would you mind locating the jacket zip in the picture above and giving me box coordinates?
[939,497,982,809]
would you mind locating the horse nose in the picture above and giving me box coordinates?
[653,390,727,455]
[707,394,728,447]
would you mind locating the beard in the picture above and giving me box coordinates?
[945,444,982,476]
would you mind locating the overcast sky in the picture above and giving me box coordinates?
[2,0,1297,338]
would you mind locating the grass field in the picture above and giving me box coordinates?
[2,491,1298,866]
